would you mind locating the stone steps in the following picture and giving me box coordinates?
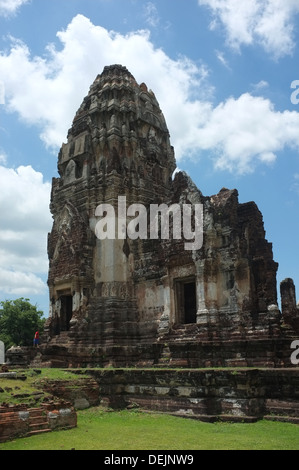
[0,403,77,443]
[27,408,51,436]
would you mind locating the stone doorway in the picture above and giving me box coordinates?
[60,295,73,331]
[175,278,197,324]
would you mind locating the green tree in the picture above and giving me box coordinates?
[0,298,45,349]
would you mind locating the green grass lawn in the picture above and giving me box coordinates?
[1,408,299,450]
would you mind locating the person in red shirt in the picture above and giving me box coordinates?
[33,331,39,347]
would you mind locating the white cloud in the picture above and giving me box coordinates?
[144,2,160,28]
[0,14,299,175]
[0,165,52,295]
[0,152,7,164]
[198,0,299,59]
[251,80,269,92]
[196,93,299,173]
[0,0,29,17]
[0,268,46,295]
[215,49,231,69]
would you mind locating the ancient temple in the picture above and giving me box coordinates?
[42,65,299,368]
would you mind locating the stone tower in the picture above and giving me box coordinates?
[43,65,298,367]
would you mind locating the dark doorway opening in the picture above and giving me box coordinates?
[175,278,197,324]
[60,295,73,331]
[183,282,197,324]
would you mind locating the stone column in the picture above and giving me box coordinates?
[280,278,299,330]
[196,260,209,326]
[158,284,171,335]
[0,341,5,365]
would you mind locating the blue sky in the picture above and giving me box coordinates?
[0,0,298,316]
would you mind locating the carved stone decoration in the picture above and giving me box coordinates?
[42,65,298,368]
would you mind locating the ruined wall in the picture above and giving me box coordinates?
[84,368,299,424]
